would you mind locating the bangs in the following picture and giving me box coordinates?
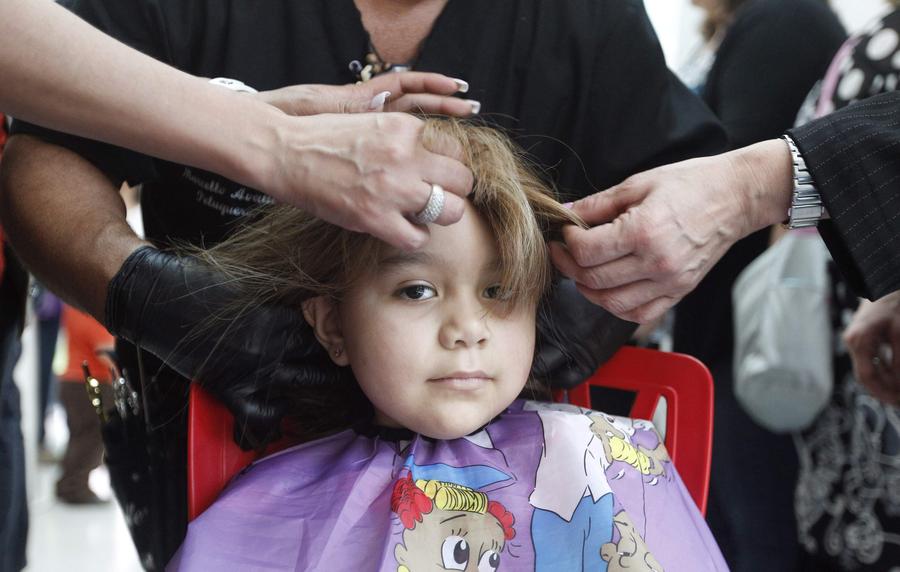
[200,118,584,312]
[472,172,551,308]
[422,120,584,307]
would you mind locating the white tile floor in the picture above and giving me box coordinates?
[24,464,143,572]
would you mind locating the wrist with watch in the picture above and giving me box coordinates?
[782,134,829,229]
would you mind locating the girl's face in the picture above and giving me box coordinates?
[306,202,537,439]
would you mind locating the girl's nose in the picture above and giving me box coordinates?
[438,298,490,349]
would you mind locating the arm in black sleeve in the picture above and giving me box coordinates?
[789,91,900,299]
[705,0,845,150]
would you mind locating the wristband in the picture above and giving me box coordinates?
[783,134,829,229]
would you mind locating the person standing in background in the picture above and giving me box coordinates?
[33,284,61,461]
[55,305,114,505]
[791,6,900,569]
[678,1,846,570]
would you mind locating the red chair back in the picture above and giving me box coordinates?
[554,346,713,515]
[186,386,294,521]
[188,346,713,520]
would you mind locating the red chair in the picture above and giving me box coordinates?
[188,346,713,520]
[553,346,713,515]
[186,387,296,521]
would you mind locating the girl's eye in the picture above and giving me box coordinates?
[397,284,436,300]
[484,284,510,300]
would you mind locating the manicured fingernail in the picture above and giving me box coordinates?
[563,202,574,209]
[369,91,391,111]
[467,100,481,114]
[452,78,469,93]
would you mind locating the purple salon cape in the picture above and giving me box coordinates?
[168,400,726,571]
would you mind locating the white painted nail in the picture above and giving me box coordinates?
[467,100,481,115]
[452,78,469,93]
[369,91,391,111]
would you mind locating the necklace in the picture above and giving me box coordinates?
[349,41,414,82]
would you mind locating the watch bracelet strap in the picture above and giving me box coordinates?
[783,134,829,229]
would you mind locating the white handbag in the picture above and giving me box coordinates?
[732,232,833,433]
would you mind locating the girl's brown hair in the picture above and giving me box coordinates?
[196,118,584,438]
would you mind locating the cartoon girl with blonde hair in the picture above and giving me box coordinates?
[391,473,515,572]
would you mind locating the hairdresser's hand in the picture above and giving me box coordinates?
[257,71,480,117]
[257,111,475,251]
[533,279,638,389]
[550,140,793,323]
[238,73,477,250]
[843,291,900,406]
[254,72,476,251]
[105,246,338,450]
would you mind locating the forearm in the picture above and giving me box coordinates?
[0,135,147,319]
[725,138,793,236]
[0,0,279,191]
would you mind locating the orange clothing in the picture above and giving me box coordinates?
[61,304,114,383]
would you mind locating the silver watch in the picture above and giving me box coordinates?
[783,134,829,229]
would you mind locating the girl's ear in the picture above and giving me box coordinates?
[302,296,350,366]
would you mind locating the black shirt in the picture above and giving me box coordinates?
[14,0,725,249]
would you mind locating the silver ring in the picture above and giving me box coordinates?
[413,183,445,225]
[872,356,882,367]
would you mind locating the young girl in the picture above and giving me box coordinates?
[167,120,727,571]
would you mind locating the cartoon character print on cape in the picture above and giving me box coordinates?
[524,402,670,571]
[391,417,539,572]
[392,402,675,571]
[391,473,515,572]
[383,404,547,570]
[168,400,727,571]
[601,512,664,572]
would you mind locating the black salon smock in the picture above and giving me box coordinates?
[11,0,724,566]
